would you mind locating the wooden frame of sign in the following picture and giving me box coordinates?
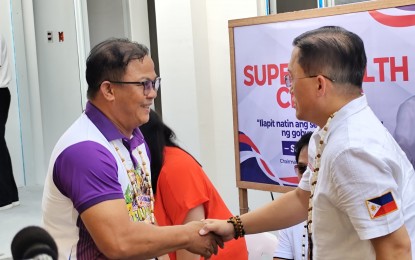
[229,0,415,214]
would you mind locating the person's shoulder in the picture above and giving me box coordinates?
[53,113,109,151]
[162,146,204,176]
[164,146,195,162]
[57,141,114,165]
[53,141,118,192]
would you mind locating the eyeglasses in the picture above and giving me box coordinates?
[109,77,161,96]
[294,164,307,175]
[284,74,335,88]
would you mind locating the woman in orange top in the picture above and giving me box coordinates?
[140,110,248,260]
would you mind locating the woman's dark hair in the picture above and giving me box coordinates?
[85,38,149,100]
[140,110,200,193]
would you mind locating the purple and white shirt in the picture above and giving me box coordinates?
[41,102,152,259]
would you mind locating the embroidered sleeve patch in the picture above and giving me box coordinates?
[365,191,398,219]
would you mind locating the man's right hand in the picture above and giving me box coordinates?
[199,219,235,242]
[184,221,224,258]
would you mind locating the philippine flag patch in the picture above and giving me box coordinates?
[366,191,398,219]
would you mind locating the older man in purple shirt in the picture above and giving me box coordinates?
[42,38,222,260]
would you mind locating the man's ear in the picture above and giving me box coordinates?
[316,75,329,97]
[99,81,115,101]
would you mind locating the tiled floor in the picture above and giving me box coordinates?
[0,186,43,259]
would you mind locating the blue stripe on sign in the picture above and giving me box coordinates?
[282,141,296,156]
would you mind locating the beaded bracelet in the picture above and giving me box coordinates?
[227,215,245,239]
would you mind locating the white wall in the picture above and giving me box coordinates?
[19,1,46,185]
[87,0,127,48]
[156,0,274,214]
[155,0,202,159]
[33,0,84,172]
[129,0,150,48]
